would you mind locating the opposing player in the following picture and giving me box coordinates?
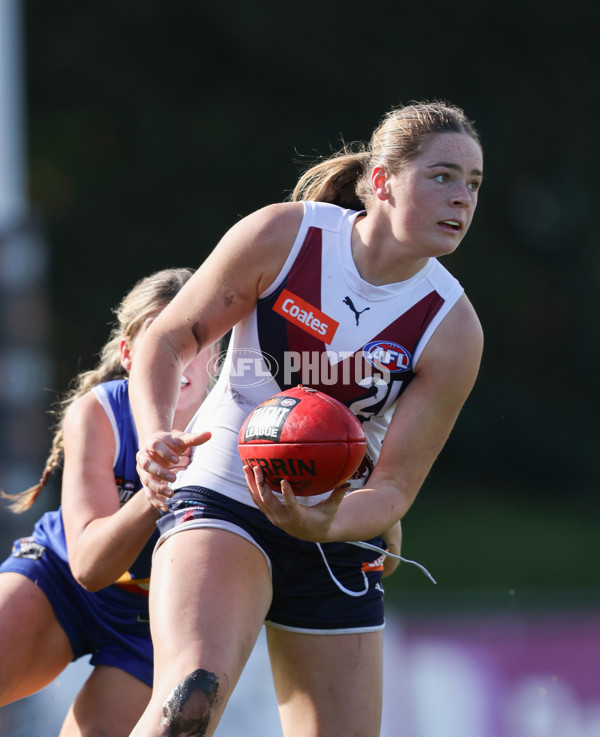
[0,268,214,737]
[129,101,484,737]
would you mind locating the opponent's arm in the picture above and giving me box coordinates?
[61,392,160,591]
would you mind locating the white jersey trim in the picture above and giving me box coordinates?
[153,518,272,576]
[264,619,385,635]
[92,384,120,467]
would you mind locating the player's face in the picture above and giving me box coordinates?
[126,309,210,422]
[175,348,211,420]
[386,132,483,257]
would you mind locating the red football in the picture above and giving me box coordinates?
[238,385,366,496]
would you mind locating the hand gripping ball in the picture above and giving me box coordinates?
[238,385,366,496]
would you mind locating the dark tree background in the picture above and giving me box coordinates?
[13,0,600,600]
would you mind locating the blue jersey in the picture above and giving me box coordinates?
[28,379,156,595]
[0,378,156,684]
[91,379,157,593]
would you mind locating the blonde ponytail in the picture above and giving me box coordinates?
[291,101,480,211]
[290,147,369,210]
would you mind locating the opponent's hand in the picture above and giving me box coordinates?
[244,464,348,542]
[137,430,211,512]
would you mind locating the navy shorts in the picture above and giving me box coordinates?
[157,487,386,633]
[0,537,153,686]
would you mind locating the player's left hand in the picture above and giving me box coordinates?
[381,520,402,578]
[244,464,347,542]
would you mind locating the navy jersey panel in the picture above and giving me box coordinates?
[256,219,446,412]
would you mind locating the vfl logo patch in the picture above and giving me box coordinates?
[116,477,138,506]
[13,538,45,560]
[243,396,301,442]
[273,289,339,343]
[363,340,412,373]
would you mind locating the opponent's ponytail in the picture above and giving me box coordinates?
[1,267,194,512]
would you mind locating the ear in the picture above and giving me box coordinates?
[120,338,133,372]
[370,165,390,201]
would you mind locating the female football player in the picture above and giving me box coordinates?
[0,268,214,736]
[129,100,484,737]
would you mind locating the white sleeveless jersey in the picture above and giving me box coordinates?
[174,200,464,506]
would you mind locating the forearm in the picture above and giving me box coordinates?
[69,492,160,591]
[128,335,183,439]
[326,484,414,543]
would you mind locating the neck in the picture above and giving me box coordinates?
[352,216,429,285]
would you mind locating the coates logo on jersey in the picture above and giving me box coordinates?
[363,340,412,373]
[273,289,339,344]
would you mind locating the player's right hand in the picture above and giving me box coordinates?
[137,430,211,512]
